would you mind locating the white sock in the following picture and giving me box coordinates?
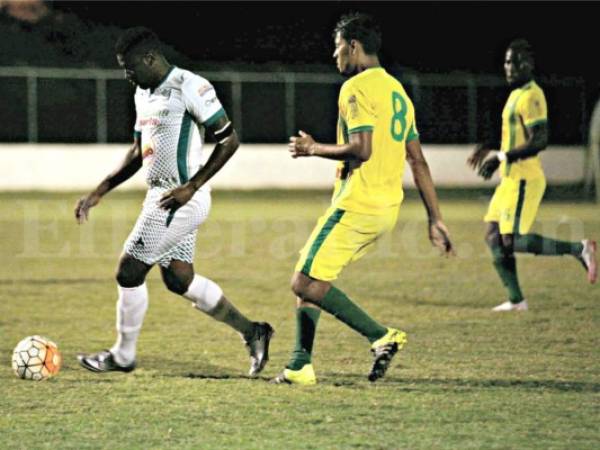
[110,283,149,366]
[183,274,222,313]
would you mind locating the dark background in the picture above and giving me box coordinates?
[1,1,598,144]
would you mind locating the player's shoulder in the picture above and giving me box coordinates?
[519,80,546,104]
[176,68,213,92]
[529,80,546,98]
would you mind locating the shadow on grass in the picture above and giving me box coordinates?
[0,278,106,285]
[182,373,271,382]
[323,373,600,392]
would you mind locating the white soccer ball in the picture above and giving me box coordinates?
[12,335,62,381]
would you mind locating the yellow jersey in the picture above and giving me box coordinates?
[500,80,547,180]
[332,67,418,215]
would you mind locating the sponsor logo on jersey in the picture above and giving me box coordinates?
[139,118,160,126]
[156,89,172,99]
[158,109,170,118]
[198,85,215,97]
[142,144,154,160]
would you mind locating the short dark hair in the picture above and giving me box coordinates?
[508,38,534,64]
[115,27,161,56]
[334,12,382,55]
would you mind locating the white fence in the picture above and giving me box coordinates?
[0,144,584,191]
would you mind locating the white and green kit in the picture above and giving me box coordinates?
[124,67,226,267]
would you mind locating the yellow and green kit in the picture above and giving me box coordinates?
[484,80,548,235]
[296,67,418,281]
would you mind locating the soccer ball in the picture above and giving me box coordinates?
[12,335,62,381]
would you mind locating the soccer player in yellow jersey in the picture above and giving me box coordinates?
[469,39,597,312]
[273,13,454,385]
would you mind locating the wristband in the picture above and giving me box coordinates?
[494,151,507,162]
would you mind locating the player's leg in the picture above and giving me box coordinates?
[78,253,152,372]
[274,207,405,384]
[511,178,597,283]
[286,295,321,373]
[484,179,527,311]
[486,222,526,311]
[160,259,273,376]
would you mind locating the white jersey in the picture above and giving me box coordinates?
[133,67,225,189]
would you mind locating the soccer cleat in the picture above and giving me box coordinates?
[578,239,597,284]
[244,322,274,376]
[492,299,528,312]
[77,350,136,373]
[271,363,317,385]
[368,328,407,382]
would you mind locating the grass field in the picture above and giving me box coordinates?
[1,190,599,449]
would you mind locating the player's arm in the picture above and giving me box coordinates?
[406,138,454,256]
[74,135,142,224]
[159,115,238,210]
[288,130,371,162]
[467,140,500,170]
[505,122,548,162]
[477,123,547,179]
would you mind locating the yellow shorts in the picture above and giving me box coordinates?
[295,206,399,281]
[484,177,546,235]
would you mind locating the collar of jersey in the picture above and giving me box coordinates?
[515,79,534,92]
[151,66,176,93]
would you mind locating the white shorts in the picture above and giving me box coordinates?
[124,187,211,267]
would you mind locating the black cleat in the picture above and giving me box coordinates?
[77,350,136,373]
[367,328,407,382]
[244,322,274,376]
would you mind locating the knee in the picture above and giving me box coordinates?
[485,227,500,248]
[116,255,150,287]
[163,270,193,295]
[290,272,309,299]
[501,235,514,252]
[116,265,145,288]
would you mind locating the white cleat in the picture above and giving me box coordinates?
[492,299,528,312]
[579,239,597,284]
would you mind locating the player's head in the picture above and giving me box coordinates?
[333,12,382,75]
[115,27,166,89]
[504,39,534,86]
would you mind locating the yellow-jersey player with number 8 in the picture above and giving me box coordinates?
[273,13,454,386]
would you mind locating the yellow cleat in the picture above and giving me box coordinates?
[368,328,407,382]
[271,363,317,385]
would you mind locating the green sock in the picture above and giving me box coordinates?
[490,245,524,303]
[514,234,583,256]
[287,306,321,370]
[319,286,387,343]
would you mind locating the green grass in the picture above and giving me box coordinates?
[0,190,599,449]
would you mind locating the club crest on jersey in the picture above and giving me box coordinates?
[348,95,358,119]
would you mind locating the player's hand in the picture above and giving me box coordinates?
[478,156,501,180]
[467,144,493,170]
[159,183,195,211]
[429,220,455,257]
[289,130,316,158]
[74,192,101,224]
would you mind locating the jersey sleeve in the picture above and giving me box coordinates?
[181,76,226,127]
[342,83,376,134]
[518,88,547,128]
[406,113,419,142]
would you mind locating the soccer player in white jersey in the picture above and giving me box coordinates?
[74,27,273,375]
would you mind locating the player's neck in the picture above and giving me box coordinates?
[150,62,174,91]
[511,76,533,89]
[356,55,381,74]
